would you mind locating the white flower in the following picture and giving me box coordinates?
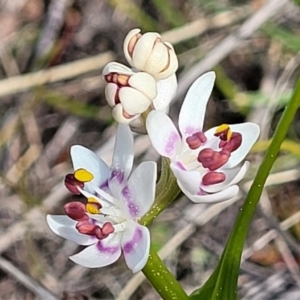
[146,72,260,203]
[103,62,177,128]
[103,62,157,124]
[47,125,156,273]
[123,28,178,81]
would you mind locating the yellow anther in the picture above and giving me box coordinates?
[74,168,94,182]
[86,197,102,214]
[86,203,99,214]
[215,124,232,141]
[87,197,100,204]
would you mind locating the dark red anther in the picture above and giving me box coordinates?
[202,172,226,185]
[220,132,242,152]
[186,132,207,150]
[105,74,113,82]
[94,222,115,240]
[198,148,230,171]
[214,127,230,141]
[64,201,88,221]
[76,220,97,235]
[64,173,84,195]
[102,222,115,236]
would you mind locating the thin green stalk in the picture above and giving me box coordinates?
[143,245,189,300]
[192,77,300,299]
[139,157,185,299]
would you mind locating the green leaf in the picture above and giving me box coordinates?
[190,76,300,300]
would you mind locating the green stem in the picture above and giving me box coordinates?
[143,245,189,300]
[139,157,185,299]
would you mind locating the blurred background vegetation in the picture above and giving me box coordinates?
[0,0,300,299]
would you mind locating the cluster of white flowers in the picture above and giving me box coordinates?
[47,29,260,273]
[103,28,178,128]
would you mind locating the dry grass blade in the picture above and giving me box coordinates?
[0,51,114,97]
[0,256,59,300]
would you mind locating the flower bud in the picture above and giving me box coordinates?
[103,62,157,124]
[123,28,178,80]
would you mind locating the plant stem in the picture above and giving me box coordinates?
[143,245,189,300]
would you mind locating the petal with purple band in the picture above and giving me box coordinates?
[71,145,110,194]
[121,220,150,273]
[125,161,157,217]
[178,72,215,140]
[200,161,250,193]
[47,215,96,246]
[147,111,182,159]
[112,124,134,180]
[70,234,122,268]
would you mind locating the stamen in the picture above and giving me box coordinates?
[214,124,232,141]
[202,172,226,185]
[186,132,207,150]
[102,222,115,236]
[76,220,96,235]
[198,148,230,171]
[64,201,88,221]
[86,197,102,214]
[64,173,84,195]
[117,75,130,86]
[74,168,94,183]
[220,132,242,152]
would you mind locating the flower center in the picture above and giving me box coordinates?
[182,124,243,186]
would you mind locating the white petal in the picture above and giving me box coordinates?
[71,145,110,193]
[170,162,201,195]
[129,72,157,100]
[223,123,259,168]
[144,42,169,75]
[46,215,96,245]
[122,161,157,218]
[112,124,134,180]
[112,104,136,124]
[102,62,133,76]
[154,42,178,80]
[146,111,182,160]
[121,220,150,273]
[105,83,118,107]
[200,161,250,193]
[120,87,152,114]
[132,32,161,70]
[153,74,177,111]
[179,181,239,204]
[178,72,216,139]
[123,28,141,65]
[70,234,122,268]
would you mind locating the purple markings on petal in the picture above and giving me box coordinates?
[175,161,186,170]
[165,132,180,156]
[123,228,142,253]
[184,126,197,137]
[122,186,139,217]
[197,188,206,196]
[100,180,109,189]
[96,241,119,254]
[110,170,125,184]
